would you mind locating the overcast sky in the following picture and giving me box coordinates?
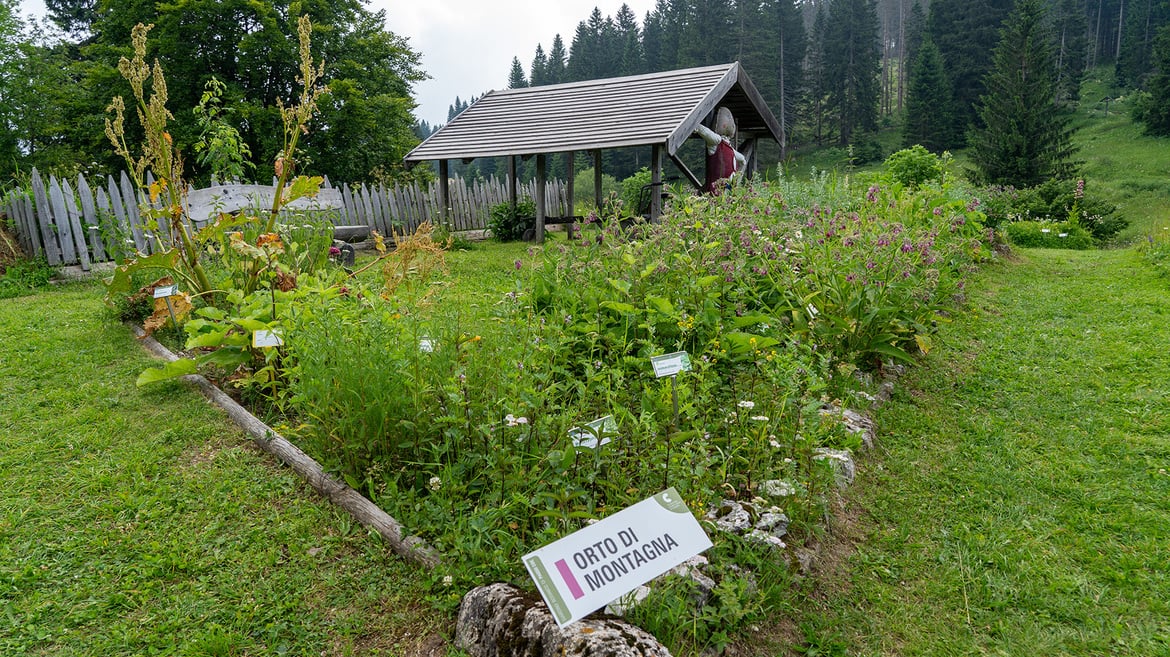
[17,0,659,127]
[380,0,660,126]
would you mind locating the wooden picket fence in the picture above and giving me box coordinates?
[1,169,568,270]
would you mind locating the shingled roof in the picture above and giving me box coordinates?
[404,62,782,164]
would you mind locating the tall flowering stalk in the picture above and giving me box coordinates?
[265,15,327,234]
[105,23,212,296]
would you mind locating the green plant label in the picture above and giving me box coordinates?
[252,329,283,349]
[152,284,179,298]
[568,415,618,449]
[650,351,691,378]
[522,487,712,628]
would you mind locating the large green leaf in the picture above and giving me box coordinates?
[645,296,676,317]
[136,358,197,387]
[103,249,182,301]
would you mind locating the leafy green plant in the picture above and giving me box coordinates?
[0,259,55,299]
[979,178,1124,242]
[192,77,253,184]
[486,197,535,241]
[1004,220,1093,249]
[883,145,945,188]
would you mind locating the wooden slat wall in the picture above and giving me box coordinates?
[3,169,567,266]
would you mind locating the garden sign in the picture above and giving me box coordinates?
[522,487,712,627]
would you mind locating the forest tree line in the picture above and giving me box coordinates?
[1,0,1168,189]
[0,0,426,186]
[428,0,1168,183]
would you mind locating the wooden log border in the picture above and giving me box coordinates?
[129,323,441,569]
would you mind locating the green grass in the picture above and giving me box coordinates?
[1072,69,1170,241]
[0,281,449,655]
[787,248,1170,656]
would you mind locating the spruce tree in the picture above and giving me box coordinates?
[761,0,807,158]
[902,37,957,151]
[970,0,1079,187]
[1135,25,1170,135]
[823,0,881,146]
[508,57,528,88]
[1050,0,1089,104]
[530,44,548,86]
[547,34,568,83]
[928,0,1015,139]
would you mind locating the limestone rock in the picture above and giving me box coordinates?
[759,479,795,499]
[670,556,716,602]
[819,405,875,449]
[744,529,787,550]
[812,448,856,489]
[705,500,751,533]
[455,583,672,657]
[754,511,789,537]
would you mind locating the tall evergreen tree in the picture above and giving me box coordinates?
[615,4,645,75]
[970,0,1079,187]
[902,37,958,150]
[547,34,569,83]
[804,4,833,144]
[530,44,549,86]
[1134,24,1170,135]
[823,0,881,146]
[566,17,597,81]
[508,56,528,88]
[1049,0,1089,104]
[679,0,736,67]
[1115,0,1170,86]
[929,0,1015,139]
[761,0,807,158]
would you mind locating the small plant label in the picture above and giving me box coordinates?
[650,351,691,378]
[252,328,284,349]
[418,337,436,353]
[522,487,712,628]
[569,415,618,449]
[153,284,179,298]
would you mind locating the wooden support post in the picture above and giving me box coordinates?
[651,144,663,223]
[592,150,602,210]
[508,156,518,211]
[438,160,450,229]
[535,153,547,244]
[565,151,574,219]
[741,138,758,179]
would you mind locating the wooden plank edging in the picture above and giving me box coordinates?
[129,324,441,569]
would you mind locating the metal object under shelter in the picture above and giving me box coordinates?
[403,62,784,242]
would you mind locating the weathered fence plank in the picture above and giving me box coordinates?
[77,174,106,262]
[31,170,61,265]
[120,171,147,255]
[48,177,79,265]
[60,179,91,270]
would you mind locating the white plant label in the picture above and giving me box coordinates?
[153,284,179,298]
[522,488,712,628]
[419,337,436,353]
[252,328,284,348]
[569,415,618,449]
[650,351,691,378]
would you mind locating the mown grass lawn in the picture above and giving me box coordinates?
[0,281,448,656]
[789,247,1170,656]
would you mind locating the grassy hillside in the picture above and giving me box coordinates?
[785,66,1170,240]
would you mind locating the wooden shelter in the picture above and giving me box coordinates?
[404,62,783,241]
